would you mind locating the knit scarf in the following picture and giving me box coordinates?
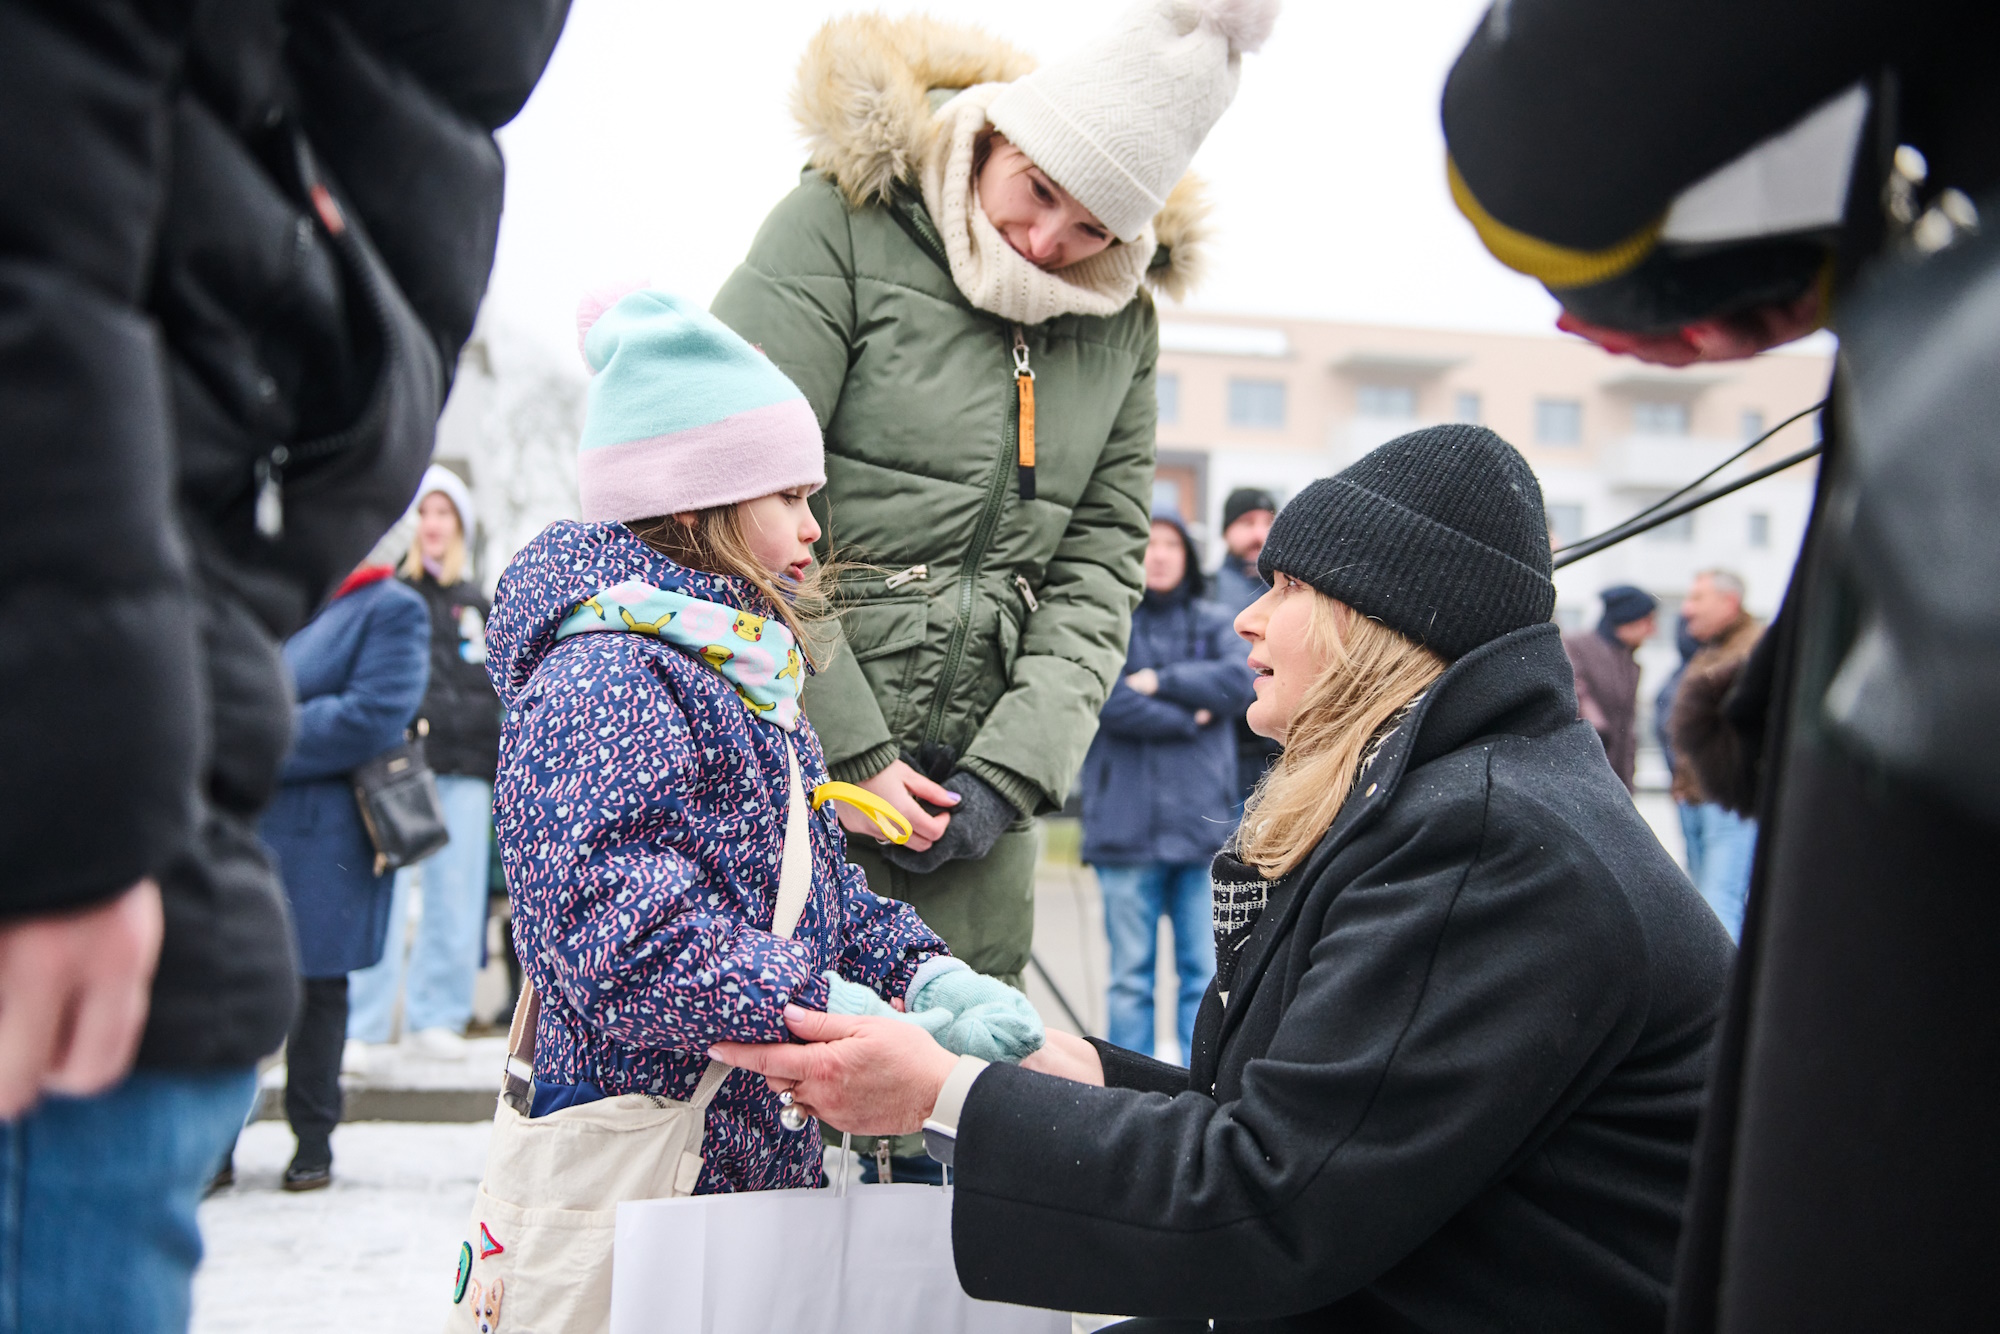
[554,580,805,732]
[920,85,1157,326]
[1211,694,1428,1001]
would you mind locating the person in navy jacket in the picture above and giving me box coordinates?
[1080,509,1253,1061]
[258,563,430,1190]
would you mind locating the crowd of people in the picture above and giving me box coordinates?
[3,0,1993,1331]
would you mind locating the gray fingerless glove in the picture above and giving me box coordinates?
[879,770,1018,875]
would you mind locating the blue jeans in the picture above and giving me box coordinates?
[1096,863,1217,1062]
[348,775,494,1040]
[0,1067,256,1334]
[1680,800,1757,942]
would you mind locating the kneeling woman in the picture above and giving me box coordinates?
[720,424,1735,1331]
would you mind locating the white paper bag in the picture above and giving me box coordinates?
[610,1183,1068,1334]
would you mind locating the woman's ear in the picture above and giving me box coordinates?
[671,511,699,530]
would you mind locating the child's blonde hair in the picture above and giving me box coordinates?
[627,506,837,669]
[1236,593,1448,878]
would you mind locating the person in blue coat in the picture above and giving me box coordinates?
[257,563,430,1190]
[1080,510,1254,1061]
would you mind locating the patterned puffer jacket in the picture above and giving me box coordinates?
[488,520,948,1191]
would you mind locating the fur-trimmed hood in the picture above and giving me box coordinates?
[791,13,1212,302]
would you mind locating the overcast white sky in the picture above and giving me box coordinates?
[482,0,1565,362]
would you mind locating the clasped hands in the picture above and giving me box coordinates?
[712,960,1103,1136]
[1124,668,1212,725]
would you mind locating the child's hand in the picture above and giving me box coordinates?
[840,760,958,851]
[904,958,1045,1063]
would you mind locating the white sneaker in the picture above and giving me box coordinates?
[409,1027,468,1060]
[340,1038,372,1077]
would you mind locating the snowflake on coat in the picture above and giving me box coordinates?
[487,520,948,1192]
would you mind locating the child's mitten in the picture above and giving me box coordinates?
[905,958,1046,1063]
[822,973,950,1038]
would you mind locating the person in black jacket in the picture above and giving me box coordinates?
[721,425,1735,1333]
[0,2,565,1325]
[1443,5,2000,1328]
[347,465,503,1063]
[1080,509,1253,1061]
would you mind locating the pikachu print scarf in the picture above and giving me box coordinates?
[555,580,807,731]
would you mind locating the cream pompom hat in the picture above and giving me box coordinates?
[987,0,1278,242]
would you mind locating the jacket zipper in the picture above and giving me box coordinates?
[920,324,1025,749]
[884,563,929,590]
[1014,574,1039,612]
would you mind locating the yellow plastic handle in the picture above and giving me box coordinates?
[810,782,915,845]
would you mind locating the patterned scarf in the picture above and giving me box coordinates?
[555,580,806,732]
[1211,694,1427,1002]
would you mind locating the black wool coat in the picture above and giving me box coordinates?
[0,0,567,1068]
[951,624,1735,1332]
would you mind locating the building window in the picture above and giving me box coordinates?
[1453,391,1482,423]
[1355,383,1416,418]
[1545,502,1585,549]
[1632,400,1690,435]
[1749,511,1771,548]
[1155,372,1180,425]
[1535,398,1583,445]
[1227,378,1287,429]
[1741,408,1766,441]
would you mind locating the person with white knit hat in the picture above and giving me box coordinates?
[712,0,1275,1184]
[345,461,504,1068]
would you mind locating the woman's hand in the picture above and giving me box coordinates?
[1124,669,1160,696]
[1554,287,1823,367]
[838,759,958,851]
[1019,1029,1105,1085]
[713,1005,959,1135]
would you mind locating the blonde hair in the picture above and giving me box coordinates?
[399,526,467,587]
[1236,594,1449,879]
[626,506,837,669]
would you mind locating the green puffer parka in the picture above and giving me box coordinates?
[711,15,1211,986]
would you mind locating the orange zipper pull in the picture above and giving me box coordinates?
[1012,326,1035,501]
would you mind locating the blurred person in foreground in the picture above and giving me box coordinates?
[348,467,503,1065]
[1562,584,1658,793]
[255,559,429,1191]
[710,0,1274,1181]
[1080,510,1252,1063]
[1211,487,1284,809]
[0,3,566,1327]
[1666,572,1762,940]
[721,425,1733,1331]
[1445,2,2000,1324]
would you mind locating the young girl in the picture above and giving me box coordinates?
[497,283,1033,1167]
[451,289,1041,1329]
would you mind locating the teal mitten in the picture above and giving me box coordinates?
[905,958,1046,1063]
[823,973,951,1038]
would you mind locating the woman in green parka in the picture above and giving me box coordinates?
[711,0,1272,1170]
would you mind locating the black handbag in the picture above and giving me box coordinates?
[352,721,451,875]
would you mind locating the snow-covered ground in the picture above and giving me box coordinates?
[193,1120,489,1333]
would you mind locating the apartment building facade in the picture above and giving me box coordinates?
[1153,314,1831,783]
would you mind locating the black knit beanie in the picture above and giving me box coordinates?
[1222,486,1278,531]
[1257,424,1555,660]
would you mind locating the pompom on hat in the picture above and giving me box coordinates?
[987,0,1279,242]
[573,285,825,523]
